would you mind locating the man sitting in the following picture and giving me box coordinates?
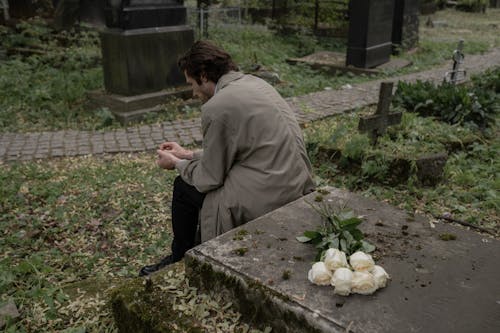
[139,41,315,276]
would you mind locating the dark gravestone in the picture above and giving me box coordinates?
[100,0,194,96]
[392,0,419,54]
[105,0,186,29]
[358,82,402,145]
[346,0,395,68]
[101,26,193,96]
[490,0,500,8]
[8,0,36,18]
[419,0,437,14]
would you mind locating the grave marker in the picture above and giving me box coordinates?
[104,0,187,30]
[392,0,419,54]
[101,0,193,96]
[92,0,194,123]
[444,40,466,84]
[346,0,395,68]
[358,82,402,145]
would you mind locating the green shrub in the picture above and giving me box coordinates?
[393,78,499,129]
[471,67,500,94]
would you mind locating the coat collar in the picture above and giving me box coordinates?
[215,71,244,94]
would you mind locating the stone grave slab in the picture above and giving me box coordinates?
[87,86,195,124]
[286,51,411,76]
[185,188,500,333]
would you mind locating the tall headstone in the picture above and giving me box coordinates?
[346,0,395,68]
[104,0,187,29]
[100,0,194,96]
[392,0,419,54]
[419,0,437,15]
[8,0,36,18]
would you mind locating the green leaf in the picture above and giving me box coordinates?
[316,238,330,250]
[339,217,362,228]
[338,209,355,220]
[361,240,376,253]
[304,230,322,239]
[315,249,325,262]
[328,237,340,250]
[348,228,364,241]
[296,236,311,243]
[339,239,347,253]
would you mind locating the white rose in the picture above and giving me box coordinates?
[324,248,349,271]
[371,265,390,288]
[308,262,332,286]
[351,271,378,295]
[330,267,353,296]
[349,251,375,272]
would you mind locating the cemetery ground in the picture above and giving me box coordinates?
[1,8,500,333]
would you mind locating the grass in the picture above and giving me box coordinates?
[0,154,174,331]
[1,9,499,132]
[0,154,271,332]
[305,110,499,230]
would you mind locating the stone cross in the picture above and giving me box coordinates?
[444,39,466,84]
[358,81,402,145]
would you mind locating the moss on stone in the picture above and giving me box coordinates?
[185,255,322,333]
[108,263,203,333]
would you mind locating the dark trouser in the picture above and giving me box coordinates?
[171,176,206,261]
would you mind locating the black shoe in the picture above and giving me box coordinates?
[139,255,175,277]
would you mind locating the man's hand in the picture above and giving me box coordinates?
[157,150,181,170]
[159,141,193,160]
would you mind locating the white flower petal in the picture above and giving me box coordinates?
[371,265,390,289]
[308,262,332,286]
[331,267,353,296]
[349,251,375,272]
[324,248,349,271]
[351,271,378,295]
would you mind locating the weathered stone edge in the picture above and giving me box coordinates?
[185,250,345,333]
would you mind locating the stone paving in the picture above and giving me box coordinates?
[1,48,499,162]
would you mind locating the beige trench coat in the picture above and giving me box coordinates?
[176,71,315,242]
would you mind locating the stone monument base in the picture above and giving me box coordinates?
[87,87,193,124]
[287,51,412,76]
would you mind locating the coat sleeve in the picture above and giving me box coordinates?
[175,116,237,193]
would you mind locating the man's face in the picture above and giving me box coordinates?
[185,72,215,104]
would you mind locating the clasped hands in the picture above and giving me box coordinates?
[157,142,194,170]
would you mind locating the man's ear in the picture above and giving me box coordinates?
[200,72,208,83]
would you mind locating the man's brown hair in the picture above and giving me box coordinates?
[178,40,238,85]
